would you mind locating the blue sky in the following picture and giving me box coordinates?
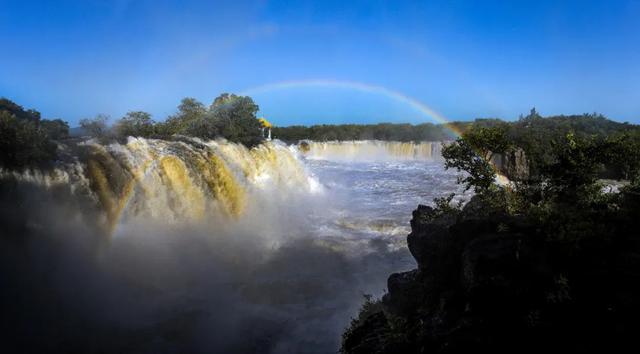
[1,0,638,126]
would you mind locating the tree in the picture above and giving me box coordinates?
[462,123,511,161]
[0,98,41,124]
[40,119,70,140]
[210,93,234,109]
[543,132,607,201]
[0,111,56,169]
[604,131,640,183]
[441,124,511,193]
[79,114,110,140]
[114,111,155,139]
[0,99,57,169]
[442,138,496,193]
[203,93,262,147]
[160,97,208,137]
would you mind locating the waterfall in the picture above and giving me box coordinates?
[0,137,319,233]
[298,140,443,161]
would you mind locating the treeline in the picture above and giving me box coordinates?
[79,93,263,147]
[462,109,640,180]
[0,94,265,170]
[272,123,456,142]
[273,109,640,181]
[272,110,638,144]
[0,98,69,169]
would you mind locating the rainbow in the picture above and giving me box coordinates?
[241,79,465,138]
[242,79,509,184]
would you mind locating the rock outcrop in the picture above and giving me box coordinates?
[491,148,529,181]
[342,196,640,354]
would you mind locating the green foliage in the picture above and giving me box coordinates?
[0,98,59,169]
[40,119,70,140]
[114,111,155,139]
[0,97,41,123]
[432,193,463,217]
[462,123,511,161]
[0,110,56,169]
[542,132,605,201]
[508,110,633,176]
[0,98,69,169]
[440,110,640,240]
[160,97,208,136]
[441,122,512,193]
[205,93,262,147]
[443,108,640,197]
[72,94,263,147]
[79,114,111,140]
[273,122,455,142]
[156,94,263,147]
[603,131,640,182]
[442,138,496,193]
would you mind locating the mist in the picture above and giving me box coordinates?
[0,169,412,354]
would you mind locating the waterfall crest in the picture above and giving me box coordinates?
[1,137,318,232]
[299,140,443,161]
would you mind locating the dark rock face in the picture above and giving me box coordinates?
[342,198,640,354]
[491,148,530,181]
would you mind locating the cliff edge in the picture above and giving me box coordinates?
[341,193,640,353]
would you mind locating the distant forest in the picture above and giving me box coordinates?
[272,123,456,142]
[272,111,639,143]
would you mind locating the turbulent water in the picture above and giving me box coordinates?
[0,138,465,354]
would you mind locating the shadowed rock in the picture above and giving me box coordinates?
[342,195,640,354]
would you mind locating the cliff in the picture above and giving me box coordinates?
[491,148,529,181]
[341,194,640,353]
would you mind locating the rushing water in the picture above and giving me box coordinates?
[303,156,466,252]
[1,139,465,354]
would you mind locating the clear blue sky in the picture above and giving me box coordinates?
[1,0,639,126]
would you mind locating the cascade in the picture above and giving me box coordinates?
[298,140,443,161]
[0,137,318,232]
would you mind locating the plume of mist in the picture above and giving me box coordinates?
[0,171,411,354]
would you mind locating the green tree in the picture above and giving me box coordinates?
[604,131,640,182]
[156,94,263,147]
[79,114,110,139]
[543,132,607,201]
[463,123,511,161]
[441,124,511,193]
[160,97,208,137]
[0,98,41,124]
[442,138,496,193]
[114,111,155,139]
[205,93,262,147]
[40,119,70,140]
[0,111,56,169]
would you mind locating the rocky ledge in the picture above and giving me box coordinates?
[341,196,640,354]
